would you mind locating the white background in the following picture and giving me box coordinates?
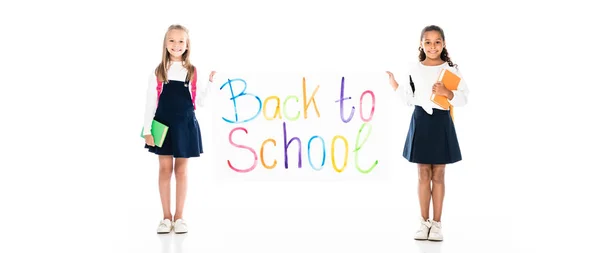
[0,0,598,252]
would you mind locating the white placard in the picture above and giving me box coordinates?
[210,71,393,181]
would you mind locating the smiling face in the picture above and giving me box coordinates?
[420,31,445,61]
[165,29,188,61]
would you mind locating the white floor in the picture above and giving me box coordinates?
[5,147,596,253]
[119,206,518,253]
[113,154,522,253]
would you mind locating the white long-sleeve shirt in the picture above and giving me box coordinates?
[143,62,212,135]
[395,61,469,114]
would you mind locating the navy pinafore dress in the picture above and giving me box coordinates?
[145,79,203,158]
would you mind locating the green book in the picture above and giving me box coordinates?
[141,120,169,148]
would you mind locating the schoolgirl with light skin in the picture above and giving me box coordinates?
[143,24,216,234]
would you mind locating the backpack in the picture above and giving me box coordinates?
[155,67,198,110]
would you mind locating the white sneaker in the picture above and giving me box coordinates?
[157,219,173,234]
[414,217,432,240]
[174,219,188,234]
[428,220,443,241]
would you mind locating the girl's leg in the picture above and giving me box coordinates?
[431,164,446,222]
[418,164,433,220]
[159,155,174,220]
[173,158,189,221]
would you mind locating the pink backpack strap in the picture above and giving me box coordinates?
[191,67,197,110]
[156,76,163,107]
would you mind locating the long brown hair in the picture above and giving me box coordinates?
[155,24,195,83]
[418,25,457,68]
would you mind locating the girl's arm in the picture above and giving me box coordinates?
[142,73,158,135]
[448,68,469,107]
[195,69,213,108]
